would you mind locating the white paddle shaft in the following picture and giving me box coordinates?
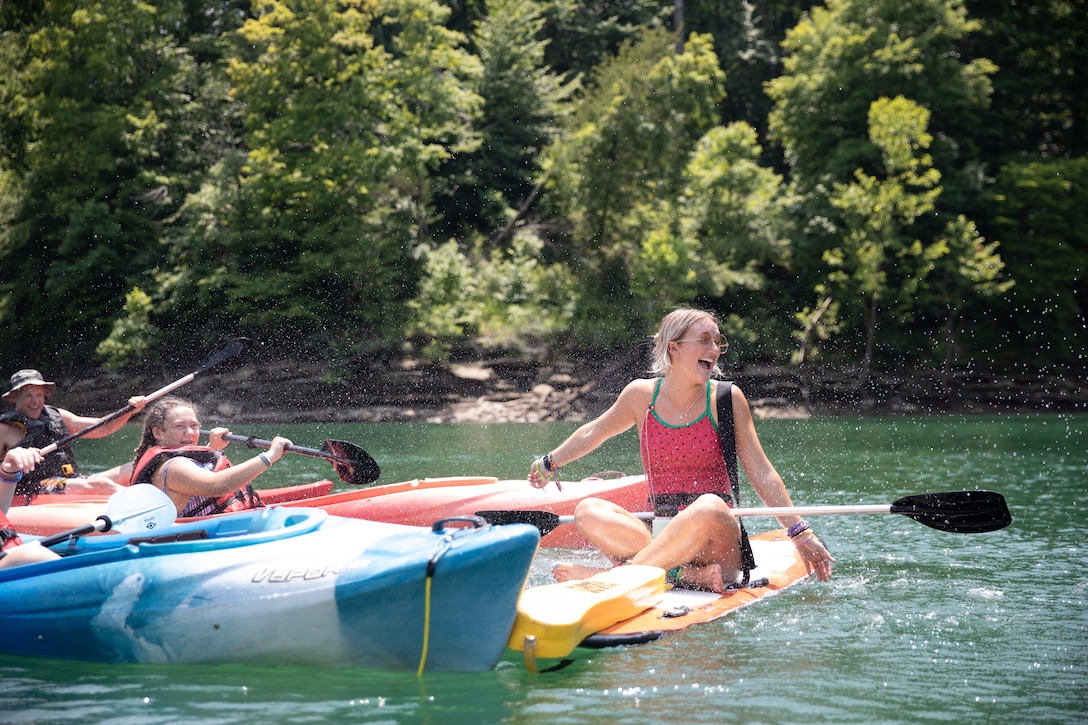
[556,503,895,525]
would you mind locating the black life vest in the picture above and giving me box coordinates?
[0,406,80,497]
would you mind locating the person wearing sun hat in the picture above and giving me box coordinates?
[0,369,147,500]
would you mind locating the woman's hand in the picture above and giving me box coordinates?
[207,427,231,451]
[793,532,835,582]
[267,436,293,464]
[2,446,42,475]
[528,458,549,489]
[64,476,124,496]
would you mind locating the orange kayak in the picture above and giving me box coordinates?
[18,479,334,507]
[7,474,647,548]
[278,473,649,548]
[503,529,810,671]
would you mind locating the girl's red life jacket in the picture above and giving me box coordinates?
[0,510,23,551]
[130,445,264,518]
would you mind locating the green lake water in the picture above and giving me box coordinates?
[1,414,1084,724]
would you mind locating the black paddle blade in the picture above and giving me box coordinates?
[323,439,380,486]
[475,510,564,536]
[197,338,248,374]
[890,490,1011,533]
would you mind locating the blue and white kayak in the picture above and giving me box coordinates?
[0,507,539,672]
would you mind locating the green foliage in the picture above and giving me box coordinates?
[682,0,815,139]
[0,0,1080,377]
[792,291,840,366]
[408,230,578,360]
[766,0,995,189]
[965,0,1088,160]
[0,0,200,367]
[920,215,1013,368]
[543,28,724,287]
[826,97,943,370]
[625,121,797,322]
[982,156,1088,360]
[200,0,484,347]
[434,0,580,238]
[680,122,795,284]
[96,287,161,371]
[540,0,666,79]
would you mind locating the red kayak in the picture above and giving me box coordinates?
[7,474,647,547]
[278,473,649,548]
[5,480,335,536]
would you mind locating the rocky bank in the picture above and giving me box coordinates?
[46,350,1088,425]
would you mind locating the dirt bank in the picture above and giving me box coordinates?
[40,352,1088,425]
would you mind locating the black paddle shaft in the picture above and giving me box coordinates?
[202,430,380,486]
[41,339,248,456]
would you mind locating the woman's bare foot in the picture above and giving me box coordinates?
[552,562,610,582]
[673,563,728,593]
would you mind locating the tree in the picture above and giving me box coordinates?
[627,121,796,328]
[166,0,485,351]
[544,28,722,289]
[539,0,665,80]
[0,0,201,368]
[96,287,161,371]
[921,215,1013,370]
[980,157,1088,361]
[407,230,579,359]
[680,0,816,138]
[433,0,580,240]
[541,28,726,338]
[964,0,1087,161]
[766,0,995,192]
[825,97,942,376]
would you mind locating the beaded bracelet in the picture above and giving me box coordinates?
[539,454,562,492]
[787,519,810,538]
[258,453,272,468]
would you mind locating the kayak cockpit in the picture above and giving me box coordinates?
[49,506,329,558]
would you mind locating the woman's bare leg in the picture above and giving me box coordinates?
[629,495,744,590]
[552,498,652,581]
[553,495,746,592]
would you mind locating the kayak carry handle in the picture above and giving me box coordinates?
[431,515,488,533]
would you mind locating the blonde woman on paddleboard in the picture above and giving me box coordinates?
[529,307,833,591]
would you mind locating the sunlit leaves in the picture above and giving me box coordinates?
[543,28,723,272]
[766,0,995,189]
[827,96,943,370]
[214,0,483,345]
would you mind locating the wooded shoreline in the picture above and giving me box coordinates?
[45,354,1088,425]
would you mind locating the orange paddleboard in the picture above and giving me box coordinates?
[580,529,810,648]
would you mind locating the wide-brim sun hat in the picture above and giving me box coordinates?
[3,369,56,402]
